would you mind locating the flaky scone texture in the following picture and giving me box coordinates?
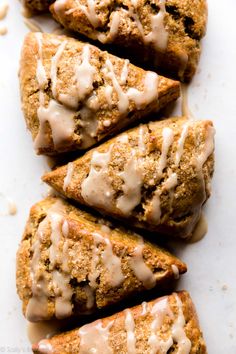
[16,197,186,322]
[33,291,207,354]
[43,117,215,239]
[19,32,179,155]
[50,0,207,81]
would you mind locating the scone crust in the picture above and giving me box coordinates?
[19,32,180,155]
[16,197,187,321]
[50,0,208,81]
[32,291,207,353]
[42,117,215,238]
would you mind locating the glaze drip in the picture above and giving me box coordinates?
[26,201,73,321]
[81,144,114,208]
[129,239,156,289]
[78,320,114,354]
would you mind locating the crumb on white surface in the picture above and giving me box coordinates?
[0,2,9,21]
[221,284,228,291]
[0,26,7,35]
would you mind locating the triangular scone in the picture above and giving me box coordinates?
[20,33,180,155]
[16,197,186,322]
[33,291,207,353]
[23,0,53,13]
[43,117,215,239]
[50,0,207,81]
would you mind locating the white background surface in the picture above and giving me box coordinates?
[0,0,235,352]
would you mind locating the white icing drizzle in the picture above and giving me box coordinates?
[26,201,73,321]
[81,145,114,208]
[129,0,168,52]
[35,99,75,150]
[58,46,99,148]
[138,125,147,154]
[79,105,99,148]
[104,59,129,114]
[88,232,102,289]
[175,123,189,166]
[148,294,192,353]
[127,72,159,110]
[35,33,47,92]
[78,320,114,354]
[129,240,156,289]
[196,125,215,170]
[88,230,124,290]
[104,85,113,108]
[103,119,111,127]
[54,0,67,14]
[49,212,64,267]
[117,133,129,144]
[26,216,51,321]
[162,171,178,191]
[63,162,74,191]
[124,309,136,354]
[147,126,175,223]
[33,31,160,150]
[141,301,148,316]
[157,127,174,178]
[101,235,125,287]
[75,44,96,101]
[148,190,161,224]
[61,239,70,272]
[52,270,73,319]
[80,0,100,28]
[51,40,67,98]
[106,11,120,41]
[100,224,111,234]
[116,151,143,215]
[144,0,168,52]
[37,340,54,354]
[62,218,69,237]
[171,294,192,353]
[34,34,75,151]
[148,297,174,353]
[47,205,73,319]
[54,0,168,53]
[171,264,180,280]
[104,59,159,115]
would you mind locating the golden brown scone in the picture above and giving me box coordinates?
[32,291,207,353]
[19,32,180,155]
[16,196,187,322]
[42,117,215,239]
[23,0,53,13]
[50,0,207,81]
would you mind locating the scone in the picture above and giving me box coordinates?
[42,117,215,239]
[16,197,186,322]
[50,0,208,81]
[22,0,53,13]
[19,32,180,155]
[32,291,207,353]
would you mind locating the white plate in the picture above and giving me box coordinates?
[0,1,235,352]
